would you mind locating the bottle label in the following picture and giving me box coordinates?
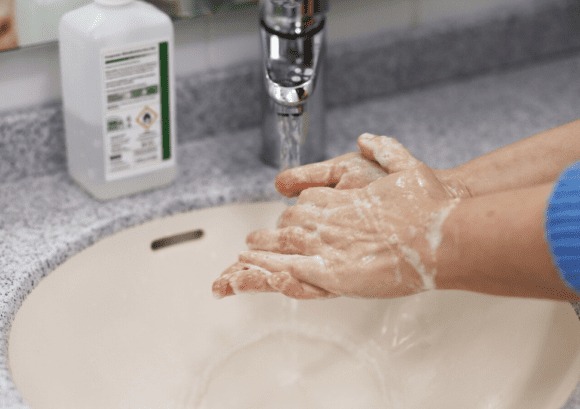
[101,40,174,181]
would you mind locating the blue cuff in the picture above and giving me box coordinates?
[545,161,580,296]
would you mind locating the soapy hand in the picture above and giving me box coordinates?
[274,135,470,200]
[212,134,460,299]
[274,151,388,196]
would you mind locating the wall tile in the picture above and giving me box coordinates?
[207,7,260,69]
[327,0,414,43]
[173,15,211,77]
[417,0,536,25]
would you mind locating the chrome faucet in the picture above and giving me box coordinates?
[259,0,328,168]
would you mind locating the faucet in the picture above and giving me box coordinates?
[259,0,329,168]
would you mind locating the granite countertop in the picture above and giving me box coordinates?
[2,51,580,408]
[3,0,580,406]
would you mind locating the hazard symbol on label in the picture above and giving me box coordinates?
[136,106,159,130]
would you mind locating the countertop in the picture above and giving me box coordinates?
[2,51,580,408]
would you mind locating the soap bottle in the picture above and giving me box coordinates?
[59,0,177,201]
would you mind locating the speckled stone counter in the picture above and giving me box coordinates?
[3,0,580,406]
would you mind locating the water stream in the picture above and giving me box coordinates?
[278,111,305,380]
[278,112,303,206]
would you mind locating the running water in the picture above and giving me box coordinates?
[281,298,300,372]
[278,111,304,375]
[278,112,304,206]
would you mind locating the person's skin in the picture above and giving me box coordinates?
[212,120,580,301]
[436,119,580,198]
[436,182,578,300]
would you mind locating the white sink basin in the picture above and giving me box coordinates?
[8,201,580,409]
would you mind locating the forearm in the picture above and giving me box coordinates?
[436,182,580,300]
[438,119,580,198]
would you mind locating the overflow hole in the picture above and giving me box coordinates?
[151,229,204,251]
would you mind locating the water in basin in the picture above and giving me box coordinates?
[8,200,580,409]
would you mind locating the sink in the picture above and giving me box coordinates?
[8,201,580,409]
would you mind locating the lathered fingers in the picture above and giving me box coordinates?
[246,226,321,254]
[239,250,330,291]
[275,152,386,197]
[212,262,276,299]
[357,133,420,173]
[268,272,338,300]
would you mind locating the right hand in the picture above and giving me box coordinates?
[275,133,471,199]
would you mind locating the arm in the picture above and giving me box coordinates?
[437,182,580,300]
[275,120,580,200]
[214,135,579,301]
[437,119,580,198]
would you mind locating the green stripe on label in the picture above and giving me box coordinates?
[106,54,148,64]
[159,42,171,160]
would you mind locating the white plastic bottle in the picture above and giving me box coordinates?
[59,0,177,200]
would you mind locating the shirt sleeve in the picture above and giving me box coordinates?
[545,161,580,296]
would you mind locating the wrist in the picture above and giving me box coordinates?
[432,198,464,291]
[434,167,473,199]
[434,184,580,300]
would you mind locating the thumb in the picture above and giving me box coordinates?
[357,133,421,174]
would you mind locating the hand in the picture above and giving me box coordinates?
[212,134,461,299]
[275,133,471,199]
[275,150,387,197]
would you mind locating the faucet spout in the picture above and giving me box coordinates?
[259,0,328,168]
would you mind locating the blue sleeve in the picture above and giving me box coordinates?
[545,161,580,296]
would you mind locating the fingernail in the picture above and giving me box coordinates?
[359,133,376,141]
[212,279,232,299]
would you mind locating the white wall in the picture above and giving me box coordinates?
[0,0,537,113]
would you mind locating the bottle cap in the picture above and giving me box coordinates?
[95,0,133,6]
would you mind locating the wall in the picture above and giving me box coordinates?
[0,0,538,114]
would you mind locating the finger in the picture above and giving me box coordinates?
[238,250,330,290]
[334,160,385,190]
[212,263,269,298]
[357,133,420,173]
[297,186,352,208]
[267,272,338,300]
[246,226,320,254]
[277,204,322,229]
[212,274,235,298]
[275,153,361,197]
[297,186,332,207]
[250,218,368,255]
[212,263,277,299]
